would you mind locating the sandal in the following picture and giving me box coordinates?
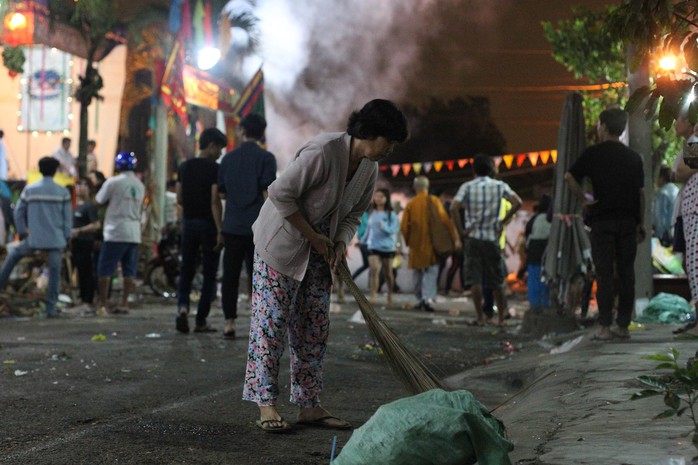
[223,329,236,339]
[256,418,292,433]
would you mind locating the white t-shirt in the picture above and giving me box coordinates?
[96,171,145,243]
[51,147,76,177]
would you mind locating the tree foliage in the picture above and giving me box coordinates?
[543,4,682,167]
[631,348,698,461]
[543,6,626,84]
[607,0,698,131]
[543,7,627,143]
[386,97,506,164]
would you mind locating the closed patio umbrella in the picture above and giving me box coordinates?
[542,92,594,310]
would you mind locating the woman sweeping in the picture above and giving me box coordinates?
[244,99,409,432]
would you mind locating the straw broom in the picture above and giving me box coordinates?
[336,260,445,395]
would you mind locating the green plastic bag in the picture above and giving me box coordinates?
[333,389,513,465]
[637,292,693,324]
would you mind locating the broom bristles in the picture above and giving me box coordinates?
[337,261,444,395]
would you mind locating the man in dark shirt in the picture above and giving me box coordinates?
[216,113,277,338]
[565,108,646,341]
[175,128,228,333]
[71,177,100,309]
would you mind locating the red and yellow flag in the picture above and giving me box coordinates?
[161,40,188,127]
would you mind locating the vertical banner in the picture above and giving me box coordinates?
[19,46,72,132]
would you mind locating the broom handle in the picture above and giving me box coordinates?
[336,260,444,393]
[336,260,377,317]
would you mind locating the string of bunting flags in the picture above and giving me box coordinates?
[380,149,558,177]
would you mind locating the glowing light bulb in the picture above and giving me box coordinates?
[197,47,221,71]
[659,55,677,71]
[5,12,27,31]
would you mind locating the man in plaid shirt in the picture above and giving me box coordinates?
[451,154,522,326]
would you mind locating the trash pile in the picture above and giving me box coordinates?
[333,389,513,465]
[636,293,694,325]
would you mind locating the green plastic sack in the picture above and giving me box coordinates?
[637,292,693,324]
[333,389,513,465]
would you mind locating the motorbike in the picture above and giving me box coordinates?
[145,223,211,300]
[145,223,181,298]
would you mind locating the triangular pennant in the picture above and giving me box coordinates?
[423,162,433,173]
[434,161,443,172]
[445,160,454,171]
[412,162,422,174]
[379,165,388,171]
[551,150,558,163]
[527,152,539,166]
[391,164,400,177]
[516,154,527,167]
[502,154,514,169]
[539,150,550,164]
[457,158,468,168]
[493,156,502,168]
[401,163,412,176]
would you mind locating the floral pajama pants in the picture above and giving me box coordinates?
[242,250,332,408]
[683,175,698,302]
[686,213,698,301]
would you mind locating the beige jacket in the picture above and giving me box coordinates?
[252,132,378,281]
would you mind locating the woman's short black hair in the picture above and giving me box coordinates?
[347,99,408,143]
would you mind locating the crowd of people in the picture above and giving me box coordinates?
[1,100,697,433]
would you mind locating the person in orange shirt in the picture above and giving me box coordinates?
[400,176,461,312]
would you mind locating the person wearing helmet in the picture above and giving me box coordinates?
[94,151,145,315]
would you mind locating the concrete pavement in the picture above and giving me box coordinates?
[447,323,698,465]
[2,283,697,464]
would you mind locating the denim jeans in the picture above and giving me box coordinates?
[177,219,220,327]
[527,264,550,307]
[222,233,254,320]
[0,241,62,316]
[412,264,438,303]
[590,217,638,329]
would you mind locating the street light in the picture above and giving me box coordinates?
[4,12,27,31]
[659,54,677,72]
[197,47,221,71]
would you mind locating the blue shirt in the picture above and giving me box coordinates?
[653,182,679,240]
[15,176,72,249]
[218,141,277,235]
[364,210,400,252]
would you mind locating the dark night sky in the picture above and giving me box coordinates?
[404,0,614,154]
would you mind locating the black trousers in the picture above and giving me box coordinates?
[72,239,96,304]
[222,233,255,320]
[590,217,638,329]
